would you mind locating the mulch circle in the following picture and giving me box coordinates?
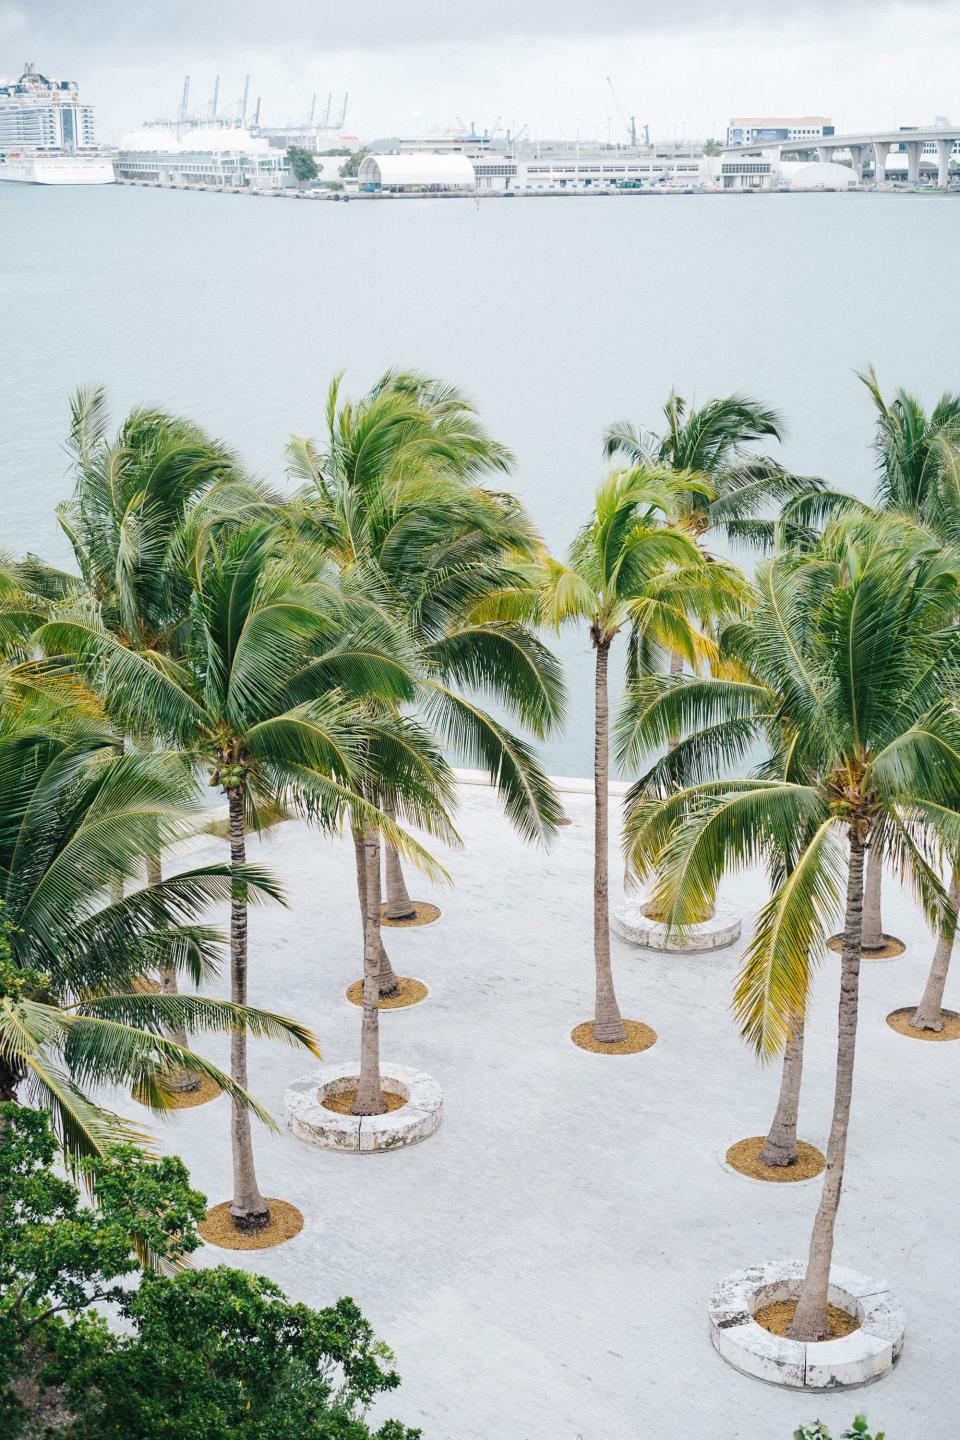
[380,901,441,928]
[321,1088,407,1115]
[886,1007,960,1041]
[570,1019,657,1055]
[345,977,428,1009]
[725,1135,826,1183]
[132,1074,222,1109]
[827,933,905,959]
[199,1198,304,1251]
[162,1075,222,1109]
[754,1298,859,1339]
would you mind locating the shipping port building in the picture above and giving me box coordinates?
[116,128,289,188]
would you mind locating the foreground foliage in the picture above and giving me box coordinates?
[1,1104,419,1439]
[795,1419,884,1440]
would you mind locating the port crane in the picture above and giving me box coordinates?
[160,75,346,137]
[606,76,648,147]
[177,74,190,136]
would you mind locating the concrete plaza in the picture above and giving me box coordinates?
[130,781,958,1440]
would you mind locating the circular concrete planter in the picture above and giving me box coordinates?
[285,1062,443,1153]
[708,1260,905,1389]
[613,897,741,952]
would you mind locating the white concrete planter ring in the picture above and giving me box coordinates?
[613,897,742,952]
[285,1061,443,1153]
[708,1260,905,1389]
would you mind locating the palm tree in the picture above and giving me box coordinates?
[287,372,565,986]
[0,694,317,1169]
[603,390,816,556]
[41,522,443,1225]
[619,682,810,1167]
[346,716,457,1115]
[539,466,745,1043]
[861,368,960,1009]
[624,515,960,1338]
[22,389,266,1085]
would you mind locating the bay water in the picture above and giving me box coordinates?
[2,184,958,774]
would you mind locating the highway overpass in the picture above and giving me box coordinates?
[726,126,960,186]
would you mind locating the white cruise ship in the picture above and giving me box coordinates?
[0,63,114,184]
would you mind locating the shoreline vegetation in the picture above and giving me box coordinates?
[3,365,958,1434]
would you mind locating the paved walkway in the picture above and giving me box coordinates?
[122,784,957,1439]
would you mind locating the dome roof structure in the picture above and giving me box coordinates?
[118,127,269,156]
[358,153,476,188]
[182,127,268,154]
[119,129,182,153]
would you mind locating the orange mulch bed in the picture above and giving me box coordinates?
[379,902,440,928]
[827,933,905,959]
[133,1074,222,1110]
[345,977,428,1009]
[725,1135,826,1182]
[886,1007,960,1041]
[570,1019,657,1055]
[754,1298,859,1339]
[321,1088,407,1115]
[199,1199,303,1251]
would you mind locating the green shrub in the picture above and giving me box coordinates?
[795,1418,885,1440]
[0,1104,419,1439]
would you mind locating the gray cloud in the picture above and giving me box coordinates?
[6,0,955,55]
[5,1,958,141]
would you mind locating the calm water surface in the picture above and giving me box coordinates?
[2,186,958,773]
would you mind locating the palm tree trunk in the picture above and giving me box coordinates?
[593,637,626,1044]
[383,798,416,921]
[149,848,201,1095]
[661,651,718,922]
[108,739,125,903]
[912,866,960,1031]
[759,1014,805,1167]
[860,844,884,950]
[226,786,269,1231]
[0,1056,23,1102]
[667,650,683,752]
[352,828,399,998]
[353,825,387,1116]
[789,829,865,1341]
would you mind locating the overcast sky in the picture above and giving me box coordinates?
[2,2,958,143]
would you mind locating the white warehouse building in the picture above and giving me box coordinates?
[715,153,854,191]
[358,153,477,191]
[513,148,704,191]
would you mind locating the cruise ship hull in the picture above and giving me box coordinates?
[0,154,115,184]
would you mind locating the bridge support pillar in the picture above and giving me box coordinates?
[872,141,890,184]
[904,141,922,185]
[846,145,865,181]
[937,138,953,188]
